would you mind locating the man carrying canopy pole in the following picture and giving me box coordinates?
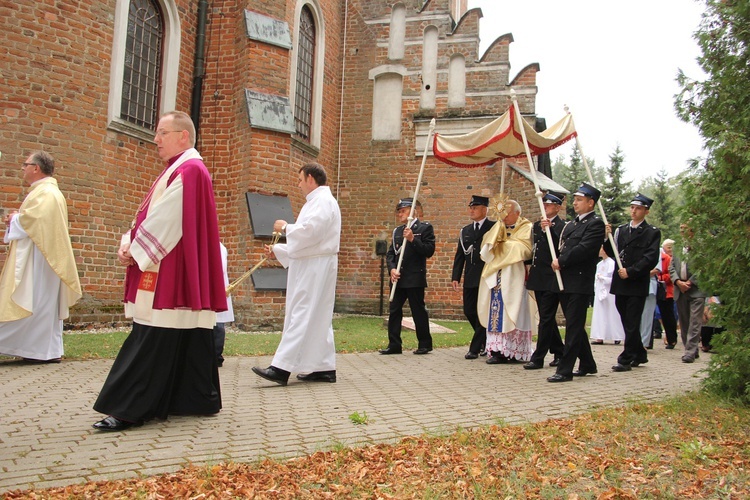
[509,90,564,291]
[389,118,436,302]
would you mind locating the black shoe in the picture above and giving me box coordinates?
[549,357,560,367]
[611,363,632,372]
[379,347,402,355]
[547,373,573,382]
[591,339,604,345]
[486,356,508,365]
[523,361,543,370]
[465,351,479,359]
[252,366,290,386]
[93,416,142,432]
[631,358,648,367]
[572,368,598,377]
[413,347,432,355]
[479,349,487,357]
[665,344,675,350]
[296,370,336,383]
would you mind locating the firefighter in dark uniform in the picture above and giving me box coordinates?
[451,195,496,359]
[524,192,567,369]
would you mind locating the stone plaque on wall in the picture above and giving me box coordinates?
[244,10,292,49]
[244,90,296,134]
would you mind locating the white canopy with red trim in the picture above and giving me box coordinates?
[432,107,577,168]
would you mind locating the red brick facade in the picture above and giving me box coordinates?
[0,0,548,329]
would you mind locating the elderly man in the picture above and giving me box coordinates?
[451,195,496,359]
[93,111,227,431]
[606,193,661,373]
[0,151,82,363]
[252,162,342,385]
[478,199,534,364]
[669,223,706,363]
[548,183,605,382]
[524,192,567,370]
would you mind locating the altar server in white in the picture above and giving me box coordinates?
[252,163,342,385]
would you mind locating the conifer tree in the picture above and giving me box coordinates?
[600,145,632,227]
[675,0,750,403]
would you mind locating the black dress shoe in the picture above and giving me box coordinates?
[296,370,336,383]
[631,358,648,367]
[611,363,632,372]
[379,347,402,355]
[252,365,290,386]
[572,368,598,377]
[465,351,479,359]
[93,416,142,432]
[523,361,543,370]
[413,347,431,355]
[479,349,487,357]
[547,373,573,382]
[665,344,675,349]
[549,357,560,367]
[486,356,508,365]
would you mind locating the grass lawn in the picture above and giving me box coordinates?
[56,315,477,360]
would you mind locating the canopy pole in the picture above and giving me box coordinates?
[510,91,564,290]
[564,106,623,269]
[390,118,436,302]
[500,158,506,194]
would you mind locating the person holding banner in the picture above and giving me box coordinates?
[548,183,604,382]
[606,194,661,372]
[524,192,566,369]
[451,195,495,359]
[380,198,435,355]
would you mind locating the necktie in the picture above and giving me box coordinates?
[475,222,480,232]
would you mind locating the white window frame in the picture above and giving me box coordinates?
[107,0,181,141]
[290,0,325,149]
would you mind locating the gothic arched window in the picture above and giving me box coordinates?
[121,0,164,129]
[294,5,316,141]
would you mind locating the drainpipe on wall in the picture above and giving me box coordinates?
[191,0,209,141]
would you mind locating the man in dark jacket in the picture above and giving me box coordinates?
[381,198,436,355]
[451,195,496,359]
[606,194,661,372]
[548,183,605,382]
[524,192,566,370]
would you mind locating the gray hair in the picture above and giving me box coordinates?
[30,151,55,176]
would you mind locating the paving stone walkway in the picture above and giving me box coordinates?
[0,343,708,494]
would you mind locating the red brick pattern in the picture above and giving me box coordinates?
[0,0,544,328]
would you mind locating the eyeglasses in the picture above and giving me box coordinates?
[22,162,37,167]
[155,129,183,137]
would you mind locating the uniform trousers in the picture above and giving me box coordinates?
[615,294,648,366]
[555,293,597,377]
[463,286,485,354]
[529,290,564,365]
[388,286,432,350]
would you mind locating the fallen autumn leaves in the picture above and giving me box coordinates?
[4,392,748,499]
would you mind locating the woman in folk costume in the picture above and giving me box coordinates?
[590,246,625,344]
[477,197,535,363]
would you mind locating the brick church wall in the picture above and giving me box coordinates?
[0,0,550,329]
